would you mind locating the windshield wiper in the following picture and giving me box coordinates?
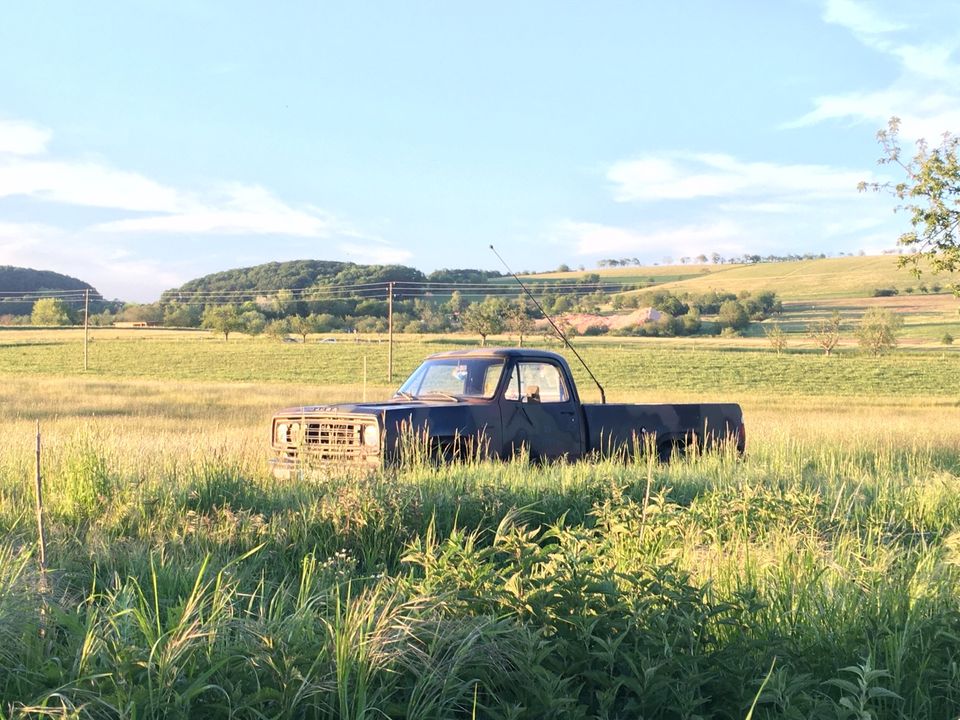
[394,390,417,400]
[419,391,461,402]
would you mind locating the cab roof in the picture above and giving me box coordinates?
[426,347,567,362]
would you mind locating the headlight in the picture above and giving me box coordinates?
[275,421,301,444]
[363,423,380,447]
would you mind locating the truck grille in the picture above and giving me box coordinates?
[304,419,361,455]
[273,414,377,463]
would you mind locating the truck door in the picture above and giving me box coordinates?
[499,359,584,461]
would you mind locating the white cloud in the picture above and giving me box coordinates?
[0,116,380,241]
[0,119,51,155]
[94,184,340,237]
[790,1,960,138]
[823,0,905,39]
[560,141,903,266]
[339,241,413,265]
[556,220,743,257]
[0,115,413,299]
[608,153,868,203]
[892,43,958,81]
[0,221,185,300]
[0,158,186,212]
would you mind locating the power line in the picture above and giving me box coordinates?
[0,289,104,299]
[5,277,645,309]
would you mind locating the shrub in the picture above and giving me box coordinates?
[581,324,608,336]
[718,300,750,331]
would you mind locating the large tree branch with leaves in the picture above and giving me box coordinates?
[860,117,960,292]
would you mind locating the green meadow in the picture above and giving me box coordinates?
[1,329,959,719]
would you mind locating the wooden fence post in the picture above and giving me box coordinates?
[34,420,47,572]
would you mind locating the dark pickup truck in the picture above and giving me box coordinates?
[270,348,745,476]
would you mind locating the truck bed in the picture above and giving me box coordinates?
[582,403,744,456]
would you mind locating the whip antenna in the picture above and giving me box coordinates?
[489,244,606,404]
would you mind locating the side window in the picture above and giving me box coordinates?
[503,362,569,403]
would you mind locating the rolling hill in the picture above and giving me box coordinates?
[0,266,100,316]
[526,255,950,301]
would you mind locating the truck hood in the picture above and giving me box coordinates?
[273,399,475,416]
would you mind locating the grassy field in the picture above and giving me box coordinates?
[520,255,960,345]
[1,332,959,718]
[529,255,952,301]
[1,329,959,398]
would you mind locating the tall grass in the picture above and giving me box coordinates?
[0,366,958,718]
[1,424,959,718]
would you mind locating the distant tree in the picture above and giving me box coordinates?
[460,297,506,346]
[31,297,73,326]
[240,310,267,336]
[696,254,708,264]
[272,288,296,316]
[290,314,323,342]
[710,252,722,264]
[747,290,782,317]
[649,291,689,317]
[556,263,571,273]
[861,117,960,293]
[856,308,903,356]
[426,268,502,284]
[942,332,954,345]
[718,300,750,331]
[119,303,164,324]
[808,311,843,356]
[265,318,290,341]
[680,310,702,335]
[506,299,534,347]
[764,322,788,355]
[89,310,115,327]
[201,305,244,341]
[552,295,572,313]
[163,303,201,328]
[447,290,467,319]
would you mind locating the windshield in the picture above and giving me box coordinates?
[397,357,505,400]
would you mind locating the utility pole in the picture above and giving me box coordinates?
[83,289,90,371]
[387,281,394,383]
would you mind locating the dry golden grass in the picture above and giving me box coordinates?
[3,376,957,474]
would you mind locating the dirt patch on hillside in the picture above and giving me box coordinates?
[534,307,663,333]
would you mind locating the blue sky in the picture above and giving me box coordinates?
[1,0,958,301]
